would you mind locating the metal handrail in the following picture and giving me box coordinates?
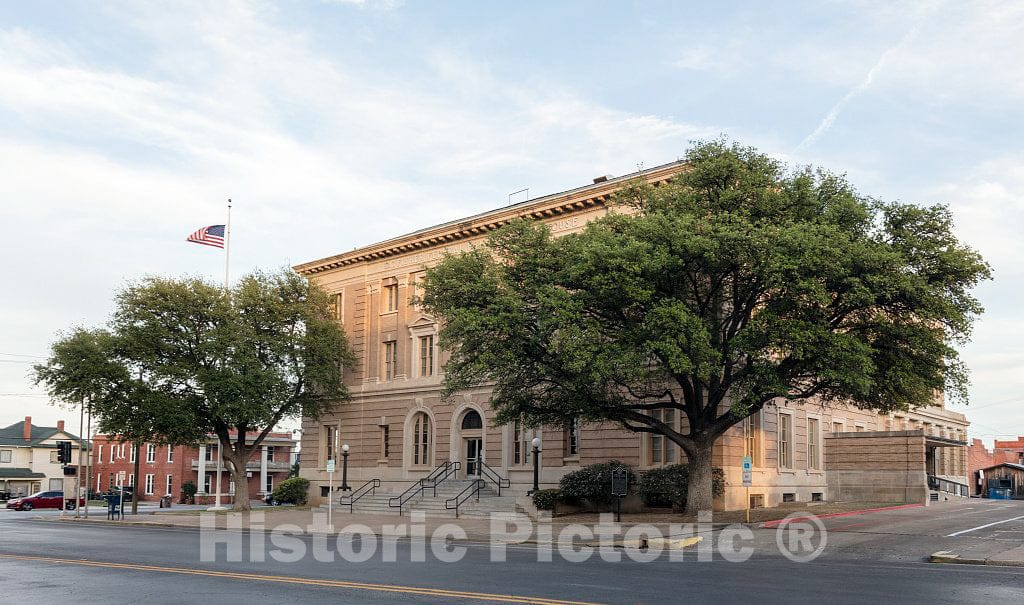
[389,460,459,514]
[339,479,380,513]
[478,460,511,497]
[445,479,485,518]
[928,475,970,497]
[420,460,461,498]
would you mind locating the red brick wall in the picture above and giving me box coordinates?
[968,438,1024,494]
[91,435,294,503]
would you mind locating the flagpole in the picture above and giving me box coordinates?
[209,198,231,513]
[224,198,232,290]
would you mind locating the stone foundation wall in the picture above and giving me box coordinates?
[825,430,927,504]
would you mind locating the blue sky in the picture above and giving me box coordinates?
[1,1,1021,445]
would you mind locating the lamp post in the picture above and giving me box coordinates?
[529,437,541,495]
[341,444,351,491]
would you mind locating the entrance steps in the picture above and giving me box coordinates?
[329,479,523,518]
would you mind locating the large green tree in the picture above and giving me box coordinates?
[35,269,354,511]
[421,140,991,514]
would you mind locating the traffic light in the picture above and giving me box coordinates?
[57,440,72,465]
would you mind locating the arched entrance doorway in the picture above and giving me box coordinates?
[457,409,484,478]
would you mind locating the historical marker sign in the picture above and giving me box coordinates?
[611,467,629,497]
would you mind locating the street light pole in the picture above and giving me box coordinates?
[529,437,541,495]
[341,444,350,491]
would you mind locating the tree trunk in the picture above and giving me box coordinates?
[224,446,251,512]
[684,438,716,516]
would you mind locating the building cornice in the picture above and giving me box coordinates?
[294,160,687,276]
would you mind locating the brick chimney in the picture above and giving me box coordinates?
[57,420,65,432]
[23,416,31,441]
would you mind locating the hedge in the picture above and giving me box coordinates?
[558,460,636,505]
[271,477,309,505]
[637,464,724,509]
[531,489,563,511]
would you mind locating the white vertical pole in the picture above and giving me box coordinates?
[224,199,232,290]
[76,402,84,518]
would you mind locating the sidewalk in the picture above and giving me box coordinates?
[932,545,1024,567]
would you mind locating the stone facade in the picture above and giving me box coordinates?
[825,431,929,504]
[294,162,971,511]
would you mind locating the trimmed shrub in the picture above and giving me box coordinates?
[532,489,563,511]
[558,460,636,505]
[637,464,725,509]
[180,480,198,505]
[272,477,309,505]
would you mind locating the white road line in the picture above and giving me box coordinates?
[947,514,1024,537]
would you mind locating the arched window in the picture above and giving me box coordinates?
[413,413,431,465]
[461,410,483,431]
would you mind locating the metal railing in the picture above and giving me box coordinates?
[445,479,485,518]
[339,479,380,513]
[388,460,460,514]
[928,475,970,497]
[478,460,511,497]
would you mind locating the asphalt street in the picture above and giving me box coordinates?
[1,500,1023,604]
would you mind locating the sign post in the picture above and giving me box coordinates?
[611,466,629,523]
[742,456,753,523]
[326,458,336,530]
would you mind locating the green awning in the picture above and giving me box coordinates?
[0,468,46,479]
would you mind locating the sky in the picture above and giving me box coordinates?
[1,1,1021,446]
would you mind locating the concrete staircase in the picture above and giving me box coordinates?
[333,478,521,518]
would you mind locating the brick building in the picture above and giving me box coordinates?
[91,432,296,504]
[294,162,971,511]
[968,437,1024,495]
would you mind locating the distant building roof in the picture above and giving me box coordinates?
[0,421,82,447]
[982,462,1024,473]
[0,468,47,480]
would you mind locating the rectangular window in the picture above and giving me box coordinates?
[0,450,11,463]
[649,409,677,465]
[203,473,212,493]
[743,412,762,467]
[204,446,214,462]
[50,450,59,464]
[331,292,343,320]
[381,426,390,459]
[129,445,136,464]
[49,478,62,491]
[128,473,135,487]
[855,423,866,432]
[384,283,398,312]
[832,421,844,433]
[413,415,430,465]
[419,335,434,377]
[144,474,154,495]
[146,443,156,463]
[167,446,174,463]
[265,446,275,462]
[808,417,820,470]
[229,481,236,495]
[265,474,273,493]
[96,445,103,463]
[109,473,114,489]
[166,474,173,496]
[110,446,115,462]
[566,417,580,457]
[778,412,793,469]
[383,341,397,380]
[325,426,337,463]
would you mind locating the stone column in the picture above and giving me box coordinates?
[197,445,207,494]
[259,445,269,496]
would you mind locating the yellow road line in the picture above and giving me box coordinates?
[0,553,602,605]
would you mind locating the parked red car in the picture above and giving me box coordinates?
[6,490,85,511]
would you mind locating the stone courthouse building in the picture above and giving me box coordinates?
[295,161,971,512]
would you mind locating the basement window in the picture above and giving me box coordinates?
[811,492,824,502]
[782,493,797,503]
[749,494,764,509]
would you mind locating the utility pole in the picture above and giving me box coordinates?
[132,441,140,514]
[75,399,84,518]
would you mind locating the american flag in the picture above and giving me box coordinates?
[186,224,226,249]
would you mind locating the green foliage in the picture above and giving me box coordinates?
[290,461,300,478]
[558,461,636,505]
[637,464,725,509]
[33,268,355,511]
[422,138,990,514]
[180,480,197,504]
[531,488,563,511]
[272,477,309,505]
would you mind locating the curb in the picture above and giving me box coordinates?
[762,503,925,528]
[930,551,1024,567]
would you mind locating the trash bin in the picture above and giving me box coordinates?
[105,495,123,520]
[989,487,1010,500]
[159,495,172,508]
